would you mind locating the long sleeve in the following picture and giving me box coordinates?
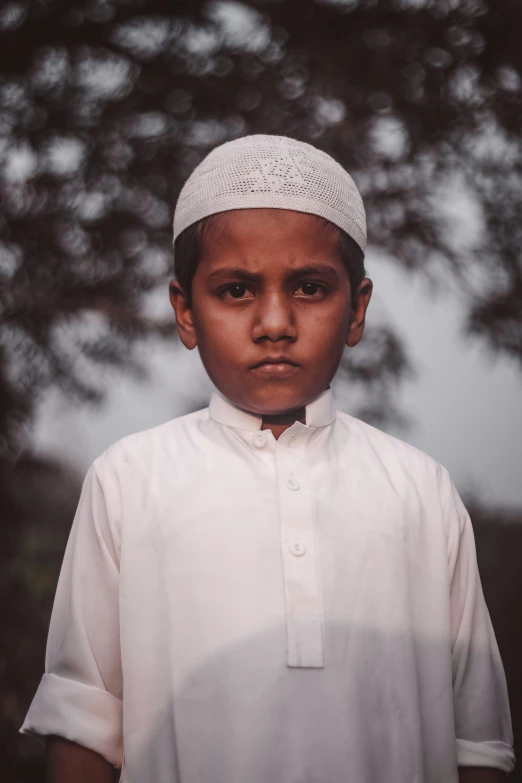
[19,459,123,767]
[441,468,515,773]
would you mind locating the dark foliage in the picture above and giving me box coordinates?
[471,504,522,782]
[2,0,522,455]
[0,458,81,781]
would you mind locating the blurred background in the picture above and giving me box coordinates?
[1,0,521,780]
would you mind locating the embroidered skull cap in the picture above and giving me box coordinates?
[173,134,366,253]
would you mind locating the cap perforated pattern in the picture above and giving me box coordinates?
[173,135,366,252]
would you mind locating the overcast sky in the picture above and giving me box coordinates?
[31,248,522,512]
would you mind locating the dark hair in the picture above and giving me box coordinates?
[174,214,366,309]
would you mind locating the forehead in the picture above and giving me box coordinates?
[199,208,341,260]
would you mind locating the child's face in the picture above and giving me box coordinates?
[170,209,372,416]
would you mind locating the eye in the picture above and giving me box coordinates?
[222,283,253,299]
[296,282,325,297]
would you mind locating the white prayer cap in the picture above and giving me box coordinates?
[173,134,366,253]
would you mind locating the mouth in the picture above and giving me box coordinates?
[250,358,300,377]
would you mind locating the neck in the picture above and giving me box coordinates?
[261,406,306,440]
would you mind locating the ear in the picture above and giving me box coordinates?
[346,278,373,348]
[169,279,198,350]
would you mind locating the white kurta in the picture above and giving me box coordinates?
[21,388,514,782]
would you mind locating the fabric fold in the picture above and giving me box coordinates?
[20,673,123,768]
[456,738,515,773]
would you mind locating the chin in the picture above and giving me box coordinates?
[241,384,311,416]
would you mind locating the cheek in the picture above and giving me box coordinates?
[193,306,249,361]
[299,301,351,341]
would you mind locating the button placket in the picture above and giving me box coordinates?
[275,427,324,669]
[253,431,268,449]
[288,539,306,556]
[285,473,300,491]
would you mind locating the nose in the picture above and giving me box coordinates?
[251,291,297,343]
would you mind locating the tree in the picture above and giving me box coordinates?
[3,0,522,456]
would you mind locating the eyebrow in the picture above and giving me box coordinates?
[207,264,341,284]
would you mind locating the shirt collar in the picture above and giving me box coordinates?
[208,387,337,432]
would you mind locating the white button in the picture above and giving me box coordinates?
[289,540,307,556]
[253,431,267,448]
[285,474,300,491]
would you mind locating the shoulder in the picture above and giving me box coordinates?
[336,410,441,469]
[91,406,209,478]
[335,411,466,543]
[335,410,450,492]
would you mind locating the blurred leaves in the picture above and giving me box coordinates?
[1,0,522,454]
[335,325,413,429]
[0,456,81,780]
[467,501,522,782]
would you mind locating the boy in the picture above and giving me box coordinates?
[21,135,514,783]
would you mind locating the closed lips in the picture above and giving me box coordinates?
[252,358,299,367]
